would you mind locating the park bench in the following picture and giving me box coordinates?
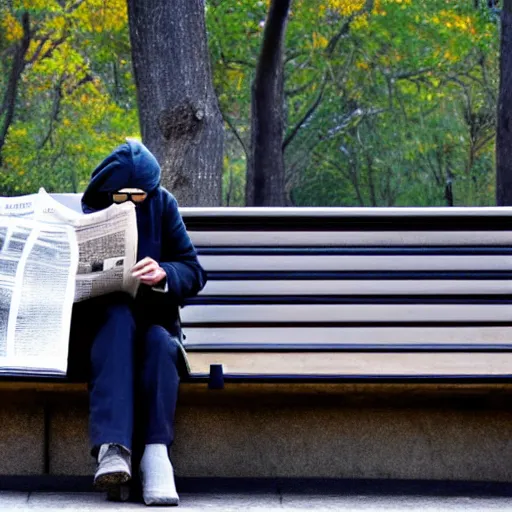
[26,194,512,384]
[4,196,512,485]
[181,205,512,384]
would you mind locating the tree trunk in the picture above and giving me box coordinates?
[127,0,224,206]
[246,0,291,206]
[0,12,30,165]
[496,0,512,205]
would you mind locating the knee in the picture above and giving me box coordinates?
[144,325,179,364]
[103,295,135,329]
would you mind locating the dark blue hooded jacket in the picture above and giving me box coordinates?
[82,139,206,331]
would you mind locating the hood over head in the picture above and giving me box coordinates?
[82,139,161,212]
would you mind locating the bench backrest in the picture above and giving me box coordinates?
[50,195,512,381]
[181,207,512,381]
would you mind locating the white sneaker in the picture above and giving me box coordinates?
[94,443,132,490]
[140,444,180,506]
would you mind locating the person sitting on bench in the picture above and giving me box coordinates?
[68,139,206,506]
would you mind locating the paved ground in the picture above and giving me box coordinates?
[3,479,512,511]
[3,490,512,511]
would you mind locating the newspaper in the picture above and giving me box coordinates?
[0,189,139,377]
[0,193,38,218]
[36,189,139,302]
[0,216,77,376]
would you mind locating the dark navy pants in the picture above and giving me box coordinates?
[68,292,180,453]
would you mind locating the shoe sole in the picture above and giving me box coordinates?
[94,471,131,490]
[143,495,180,506]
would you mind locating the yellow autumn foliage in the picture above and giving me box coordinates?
[443,49,458,63]
[352,14,369,30]
[73,0,127,33]
[431,10,476,34]
[320,0,365,17]
[17,0,49,10]
[2,12,23,42]
[9,127,27,138]
[226,69,245,91]
[49,14,66,32]
[312,32,328,49]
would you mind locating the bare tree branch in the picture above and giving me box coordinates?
[39,75,65,149]
[65,0,86,13]
[37,67,95,150]
[66,71,94,94]
[285,76,318,97]
[38,35,67,62]
[285,50,305,64]
[322,107,386,141]
[283,75,326,150]
[326,0,374,56]
[224,113,248,158]
[391,67,436,81]
[323,154,366,206]
[220,52,255,69]
[473,132,495,154]
[26,34,51,65]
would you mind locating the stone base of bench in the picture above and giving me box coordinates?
[1,383,512,481]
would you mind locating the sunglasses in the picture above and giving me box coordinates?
[111,189,148,204]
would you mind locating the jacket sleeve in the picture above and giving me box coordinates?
[159,192,207,303]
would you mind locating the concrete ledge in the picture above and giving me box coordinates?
[0,402,44,475]
[1,383,512,481]
[49,401,94,476]
[172,404,512,480]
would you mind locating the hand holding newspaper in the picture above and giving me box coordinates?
[0,188,139,377]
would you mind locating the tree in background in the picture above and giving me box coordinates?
[497,0,512,205]
[0,0,137,195]
[215,0,375,206]
[0,10,29,165]
[0,0,502,207]
[127,0,224,206]
[246,0,291,206]
[210,0,498,206]
[299,0,498,207]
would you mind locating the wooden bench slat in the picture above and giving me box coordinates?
[197,255,512,272]
[183,206,512,217]
[182,326,512,348]
[199,280,512,296]
[186,351,512,377]
[190,231,512,247]
[181,304,512,324]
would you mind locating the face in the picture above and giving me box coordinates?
[111,188,148,205]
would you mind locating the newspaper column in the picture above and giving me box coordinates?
[0,216,77,376]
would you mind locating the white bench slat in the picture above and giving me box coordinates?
[190,231,512,247]
[200,280,512,296]
[182,326,512,347]
[183,206,512,217]
[198,255,512,272]
[181,304,512,324]
[186,352,512,377]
